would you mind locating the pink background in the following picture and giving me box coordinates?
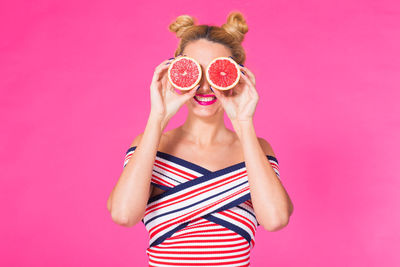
[1,0,399,266]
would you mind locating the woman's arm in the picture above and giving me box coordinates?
[108,56,198,227]
[107,113,167,227]
[234,119,294,232]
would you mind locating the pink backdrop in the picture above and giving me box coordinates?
[1,0,399,266]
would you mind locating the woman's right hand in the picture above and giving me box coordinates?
[149,57,198,127]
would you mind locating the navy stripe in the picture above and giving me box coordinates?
[127,146,278,166]
[127,146,249,175]
[211,193,251,216]
[204,213,252,245]
[128,146,211,175]
[144,180,249,226]
[237,205,258,224]
[204,193,251,243]
[152,168,181,185]
[267,155,279,164]
[147,162,246,204]
[150,182,171,192]
[156,150,212,175]
[149,221,190,247]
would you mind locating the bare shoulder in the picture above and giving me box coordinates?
[257,137,277,157]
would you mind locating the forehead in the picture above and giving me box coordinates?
[183,39,232,67]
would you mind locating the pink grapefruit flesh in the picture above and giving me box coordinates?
[205,57,241,90]
[167,56,202,90]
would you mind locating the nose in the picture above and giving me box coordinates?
[196,72,214,94]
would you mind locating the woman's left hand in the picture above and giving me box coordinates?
[212,65,259,124]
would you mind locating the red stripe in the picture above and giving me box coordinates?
[148,253,249,266]
[269,161,279,169]
[151,173,175,188]
[171,232,238,240]
[173,230,235,239]
[175,226,233,235]
[158,236,246,246]
[225,209,256,229]
[148,247,248,255]
[222,210,256,236]
[149,186,249,238]
[126,150,255,266]
[147,245,249,255]
[145,171,246,215]
[155,159,198,179]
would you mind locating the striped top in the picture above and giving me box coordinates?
[123,146,280,267]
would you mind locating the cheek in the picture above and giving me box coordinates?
[222,90,231,97]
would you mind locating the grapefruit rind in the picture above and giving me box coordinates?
[167,56,202,91]
[205,56,241,90]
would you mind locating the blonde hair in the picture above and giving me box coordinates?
[168,11,249,65]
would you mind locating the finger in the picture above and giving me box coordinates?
[212,87,227,102]
[151,65,169,87]
[240,71,257,95]
[183,87,197,101]
[240,66,256,86]
[231,73,248,96]
[165,75,174,92]
[151,58,175,85]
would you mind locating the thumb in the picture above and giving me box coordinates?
[183,86,198,101]
[212,86,226,102]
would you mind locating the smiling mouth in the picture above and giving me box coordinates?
[193,95,217,105]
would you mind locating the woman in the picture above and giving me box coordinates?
[107,11,294,266]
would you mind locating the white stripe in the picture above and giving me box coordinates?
[168,225,227,236]
[152,164,194,186]
[146,167,246,209]
[268,159,280,178]
[147,187,250,244]
[212,212,255,240]
[160,236,245,244]
[145,172,247,221]
[154,156,204,177]
[147,258,250,267]
[145,176,248,233]
[152,239,249,251]
[149,249,248,262]
[147,252,250,264]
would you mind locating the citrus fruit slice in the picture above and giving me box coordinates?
[205,56,241,90]
[167,56,202,91]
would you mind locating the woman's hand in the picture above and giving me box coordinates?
[212,65,259,125]
[149,57,198,127]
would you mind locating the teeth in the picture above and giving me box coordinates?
[195,96,216,102]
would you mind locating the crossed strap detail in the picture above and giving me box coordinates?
[123,146,280,250]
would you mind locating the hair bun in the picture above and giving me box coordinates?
[169,15,196,38]
[221,11,249,43]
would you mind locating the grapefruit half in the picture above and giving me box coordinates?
[205,57,241,90]
[167,56,202,91]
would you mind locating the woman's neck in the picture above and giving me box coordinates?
[179,111,232,147]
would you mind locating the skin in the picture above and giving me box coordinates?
[107,38,294,231]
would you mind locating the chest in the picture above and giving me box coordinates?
[149,143,245,199]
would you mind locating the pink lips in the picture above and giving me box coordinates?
[193,93,217,106]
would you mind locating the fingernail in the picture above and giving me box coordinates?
[229,56,234,59]
[196,85,201,91]
[209,85,214,92]
[239,63,244,67]
[168,57,174,60]
[166,62,170,65]
[241,71,245,75]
